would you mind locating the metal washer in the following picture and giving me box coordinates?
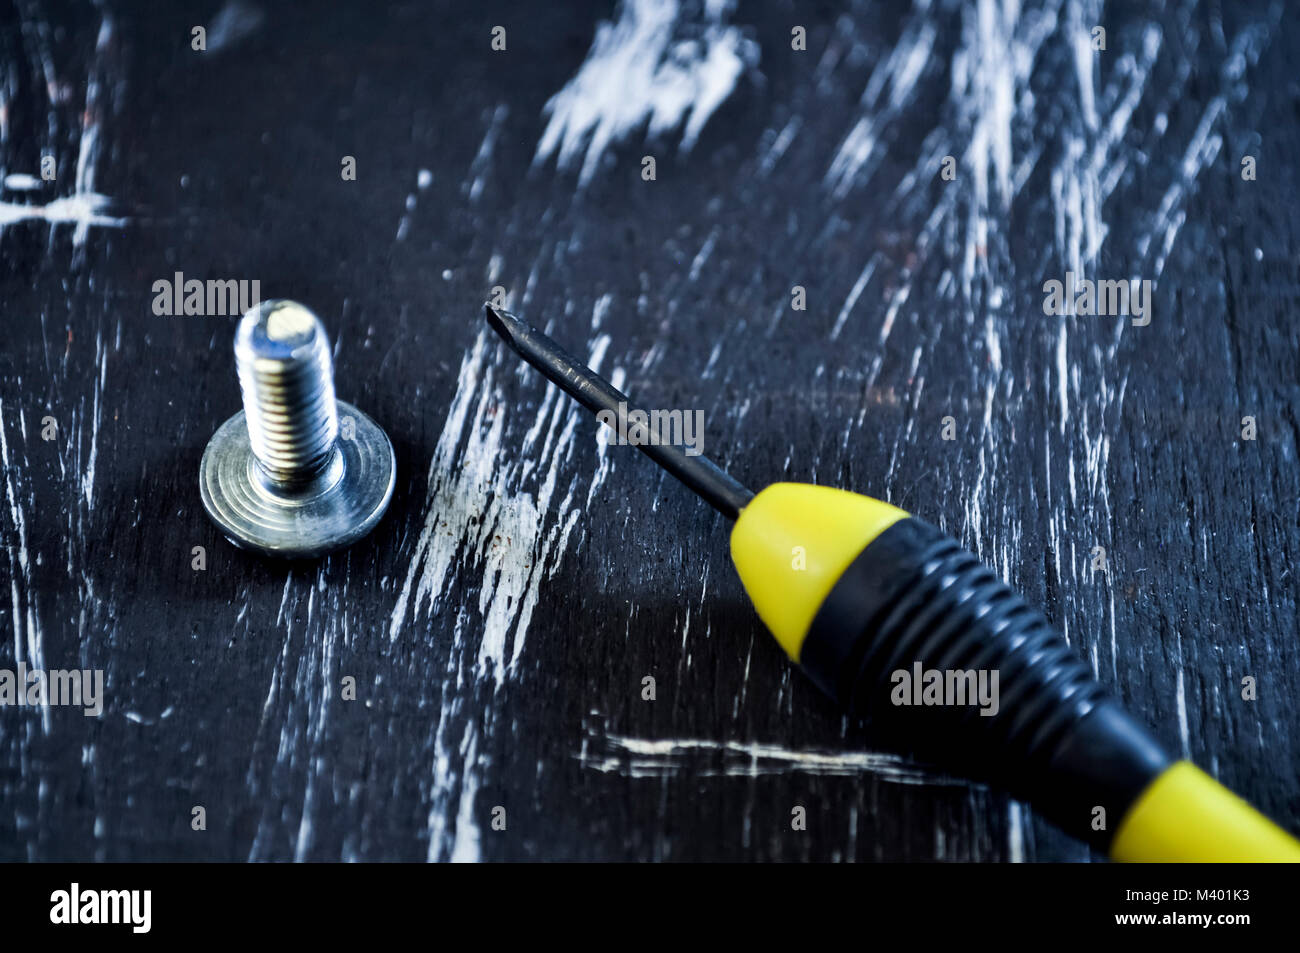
[200,401,395,559]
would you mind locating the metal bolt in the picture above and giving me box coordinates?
[200,300,395,558]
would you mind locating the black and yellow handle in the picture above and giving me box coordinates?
[730,483,1300,862]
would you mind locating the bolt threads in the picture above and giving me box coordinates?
[235,301,339,486]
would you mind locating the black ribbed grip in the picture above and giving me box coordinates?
[800,517,1171,849]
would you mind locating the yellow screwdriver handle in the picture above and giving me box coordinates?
[729,483,1300,862]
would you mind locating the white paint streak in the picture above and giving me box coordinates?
[535,0,758,186]
[580,726,975,786]
[1,13,126,245]
[826,16,936,197]
[394,299,617,860]
[1175,667,1190,759]
[204,1,265,53]
[831,259,875,340]
[3,173,43,191]
[1007,801,1025,862]
[0,192,124,232]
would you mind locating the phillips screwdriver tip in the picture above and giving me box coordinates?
[481,302,754,519]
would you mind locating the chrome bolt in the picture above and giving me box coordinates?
[200,300,395,558]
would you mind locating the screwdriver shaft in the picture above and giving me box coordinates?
[485,305,755,519]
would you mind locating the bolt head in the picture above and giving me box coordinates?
[200,401,395,559]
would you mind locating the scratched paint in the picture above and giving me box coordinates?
[579,722,976,786]
[2,0,1294,863]
[390,291,617,858]
[535,0,1286,858]
[807,2,1274,583]
[391,323,612,676]
[534,0,759,186]
[0,3,126,756]
[807,0,1280,858]
[203,0,266,54]
[0,14,126,246]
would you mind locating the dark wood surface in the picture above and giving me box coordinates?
[1,0,1297,861]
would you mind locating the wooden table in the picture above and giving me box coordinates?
[1,0,1296,861]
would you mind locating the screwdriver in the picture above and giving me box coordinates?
[484,303,1300,862]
